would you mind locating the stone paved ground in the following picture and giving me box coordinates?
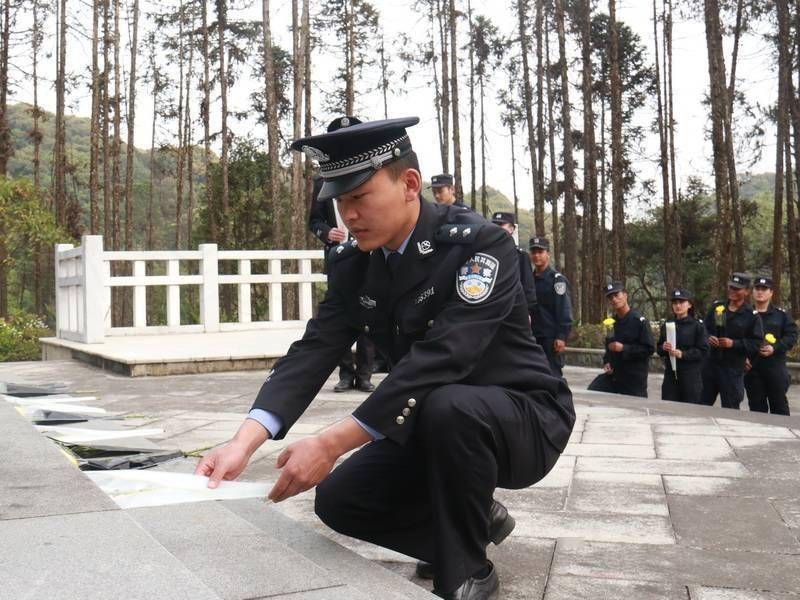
[3,360,800,599]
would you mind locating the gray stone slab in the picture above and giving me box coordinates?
[488,537,554,600]
[657,443,736,461]
[514,509,675,544]
[656,434,733,449]
[664,475,800,500]
[552,539,800,593]
[265,586,370,599]
[129,502,338,600]
[576,457,748,477]
[0,510,221,599]
[563,443,656,458]
[544,574,689,600]
[667,495,800,553]
[566,471,669,516]
[689,586,799,599]
[581,423,654,445]
[224,498,435,600]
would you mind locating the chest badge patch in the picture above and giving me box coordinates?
[359,295,377,309]
[456,253,499,304]
[417,240,434,255]
[554,281,567,295]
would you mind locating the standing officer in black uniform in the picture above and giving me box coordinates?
[701,273,764,409]
[308,116,375,393]
[431,173,467,208]
[529,236,572,377]
[588,282,655,397]
[491,212,537,326]
[744,276,797,415]
[656,288,709,404]
[196,117,575,600]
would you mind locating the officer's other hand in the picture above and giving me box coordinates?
[669,348,683,359]
[663,342,674,352]
[708,335,720,347]
[760,344,774,357]
[744,358,752,372]
[328,227,347,243]
[268,436,337,503]
[608,341,624,353]
[718,337,734,349]
[553,339,566,354]
[603,363,613,374]
[195,442,251,489]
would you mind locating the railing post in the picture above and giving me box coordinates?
[299,258,313,320]
[200,243,220,332]
[81,236,105,343]
[268,258,283,322]
[238,259,251,323]
[167,259,181,328]
[133,260,147,329]
[54,242,74,339]
[103,259,111,330]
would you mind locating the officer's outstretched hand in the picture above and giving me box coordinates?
[268,436,337,503]
[195,442,251,488]
[603,363,613,374]
[553,339,566,354]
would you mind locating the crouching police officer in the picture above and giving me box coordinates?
[744,276,798,415]
[657,288,709,404]
[195,117,575,600]
[491,212,537,326]
[588,282,655,397]
[529,236,572,377]
[701,273,764,409]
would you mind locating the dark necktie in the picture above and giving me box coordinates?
[386,252,402,278]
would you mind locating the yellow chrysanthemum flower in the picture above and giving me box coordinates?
[715,305,725,314]
[765,333,777,344]
[602,317,615,326]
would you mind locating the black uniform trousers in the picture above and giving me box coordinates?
[661,367,703,404]
[745,363,790,415]
[338,335,375,383]
[314,383,560,594]
[537,337,564,378]
[587,371,648,398]
[701,363,745,408]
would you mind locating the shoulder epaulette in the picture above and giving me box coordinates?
[753,309,759,315]
[554,272,564,279]
[327,239,361,263]
[435,223,485,244]
[640,316,647,322]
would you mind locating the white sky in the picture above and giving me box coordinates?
[11,0,779,213]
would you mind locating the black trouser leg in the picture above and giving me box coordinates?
[700,362,720,406]
[314,384,558,595]
[754,364,791,416]
[661,371,682,402]
[716,365,744,409]
[588,372,616,393]
[679,368,703,404]
[354,336,375,382]
[338,351,356,383]
[745,369,768,413]
[539,338,564,378]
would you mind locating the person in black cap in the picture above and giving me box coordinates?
[307,116,375,393]
[196,116,575,600]
[587,282,655,397]
[528,236,572,376]
[656,288,709,404]
[701,272,764,409]
[744,276,797,415]
[431,173,464,207]
[491,212,537,325]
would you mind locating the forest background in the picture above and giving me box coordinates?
[0,0,797,359]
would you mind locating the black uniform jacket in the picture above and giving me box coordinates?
[532,266,572,341]
[252,199,575,450]
[752,304,798,369]
[603,309,655,379]
[308,177,338,248]
[656,317,709,375]
[517,250,537,319]
[704,301,764,370]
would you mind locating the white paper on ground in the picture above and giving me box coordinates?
[36,425,163,444]
[18,403,107,416]
[666,321,677,375]
[1,394,98,405]
[85,470,270,509]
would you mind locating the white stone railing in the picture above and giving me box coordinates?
[55,235,327,344]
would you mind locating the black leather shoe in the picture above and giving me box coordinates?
[355,378,375,392]
[333,378,353,393]
[415,500,515,580]
[433,562,498,600]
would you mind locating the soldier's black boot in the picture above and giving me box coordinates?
[433,562,498,600]
[415,500,514,580]
[355,378,375,392]
[333,378,353,393]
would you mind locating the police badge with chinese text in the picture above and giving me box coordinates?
[456,253,499,304]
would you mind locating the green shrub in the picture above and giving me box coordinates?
[0,313,51,362]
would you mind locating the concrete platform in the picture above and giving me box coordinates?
[4,360,800,599]
[40,327,307,376]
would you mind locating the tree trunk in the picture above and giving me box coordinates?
[102,0,111,241]
[449,0,463,201]
[555,0,577,310]
[112,0,122,250]
[303,0,312,229]
[581,0,599,321]
[264,0,281,248]
[202,0,216,243]
[468,0,476,209]
[437,0,450,173]
[184,8,196,250]
[54,0,68,231]
[125,0,140,251]
[344,0,355,115]
[517,0,543,233]
[534,0,546,239]
[479,73,487,217]
[175,2,186,249]
[704,0,733,293]
[545,8,558,258]
[0,0,10,177]
[379,33,388,118]
[666,0,681,282]
[725,0,745,271]
[217,0,231,246]
[609,0,625,282]
[510,122,519,223]
[90,0,101,232]
[148,49,157,249]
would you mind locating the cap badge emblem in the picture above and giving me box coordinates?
[341,117,350,127]
[301,145,329,162]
